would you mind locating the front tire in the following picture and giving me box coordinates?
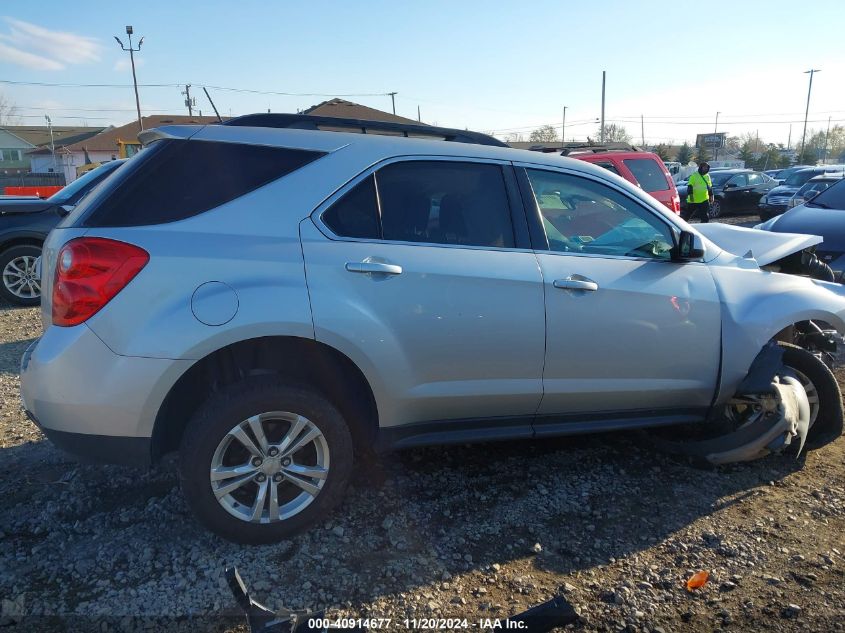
[0,244,41,306]
[779,343,843,448]
[179,377,354,544]
[708,199,723,219]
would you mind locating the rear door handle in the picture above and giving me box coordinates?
[345,261,403,275]
[553,277,598,291]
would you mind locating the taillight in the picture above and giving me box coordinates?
[669,196,681,214]
[52,237,149,327]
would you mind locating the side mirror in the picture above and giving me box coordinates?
[723,182,735,189]
[673,231,705,261]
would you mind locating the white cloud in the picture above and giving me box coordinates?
[0,40,63,70]
[0,17,101,71]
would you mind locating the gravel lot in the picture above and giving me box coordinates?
[2,214,845,633]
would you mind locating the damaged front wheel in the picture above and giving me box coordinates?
[778,343,843,448]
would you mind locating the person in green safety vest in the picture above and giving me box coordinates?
[686,162,714,223]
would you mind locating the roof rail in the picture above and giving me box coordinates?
[559,143,643,156]
[224,113,508,147]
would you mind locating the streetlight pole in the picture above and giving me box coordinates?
[45,114,56,172]
[115,25,144,131]
[800,69,821,161]
[713,111,720,161]
[387,92,397,115]
[600,71,606,143]
[561,106,567,146]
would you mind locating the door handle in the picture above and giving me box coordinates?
[345,261,403,275]
[553,277,598,291]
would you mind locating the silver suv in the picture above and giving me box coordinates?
[20,115,845,543]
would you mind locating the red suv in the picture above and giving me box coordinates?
[541,145,681,214]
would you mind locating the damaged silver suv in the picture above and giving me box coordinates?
[20,114,845,543]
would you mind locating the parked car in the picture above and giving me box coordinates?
[0,160,125,305]
[756,178,845,280]
[770,164,815,185]
[787,174,845,209]
[562,147,681,214]
[759,166,845,221]
[678,169,777,218]
[20,114,845,543]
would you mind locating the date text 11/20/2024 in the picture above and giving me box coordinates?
[306,618,528,629]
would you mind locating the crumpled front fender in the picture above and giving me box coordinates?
[709,258,845,405]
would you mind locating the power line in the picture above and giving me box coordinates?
[0,79,393,98]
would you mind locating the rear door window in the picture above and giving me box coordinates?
[78,139,325,227]
[622,158,669,192]
[322,175,380,239]
[376,161,515,248]
[747,173,763,186]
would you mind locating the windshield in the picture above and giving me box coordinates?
[784,170,819,187]
[48,161,121,203]
[807,178,845,209]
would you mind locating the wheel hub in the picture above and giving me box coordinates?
[209,411,330,524]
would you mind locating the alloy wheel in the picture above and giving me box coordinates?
[209,411,330,523]
[2,255,40,300]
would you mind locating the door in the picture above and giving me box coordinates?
[517,166,722,418]
[746,172,770,209]
[722,173,748,212]
[301,159,546,431]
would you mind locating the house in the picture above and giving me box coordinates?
[29,115,221,183]
[1,126,104,178]
[301,98,420,124]
[0,128,36,175]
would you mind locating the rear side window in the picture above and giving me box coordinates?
[79,139,324,227]
[623,158,669,192]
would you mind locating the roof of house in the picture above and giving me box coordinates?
[302,98,421,125]
[3,126,105,149]
[36,115,224,154]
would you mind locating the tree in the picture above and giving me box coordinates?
[778,154,792,169]
[652,144,671,161]
[695,144,710,163]
[677,142,693,165]
[528,125,559,143]
[0,93,19,126]
[738,141,755,167]
[596,123,631,143]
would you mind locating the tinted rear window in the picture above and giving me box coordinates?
[78,139,324,227]
[623,158,669,192]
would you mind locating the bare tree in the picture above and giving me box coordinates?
[0,93,20,126]
[528,125,559,143]
[596,123,631,143]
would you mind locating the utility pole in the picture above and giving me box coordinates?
[114,25,144,131]
[182,84,195,116]
[713,111,720,161]
[823,115,832,163]
[641,114,645,148]
[417,105,421,122]
[600,71,606,143]
[800,69,821,160]
[45,114,56,173]
[562,106,567,145]
[787,123,792,149]
[387,92,397,115]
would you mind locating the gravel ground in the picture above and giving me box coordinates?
[2,213,844,633]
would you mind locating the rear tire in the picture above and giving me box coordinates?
[0,244,41,306]
[779,343,843,449]
[179,377,354,544]
[708,199,723,219]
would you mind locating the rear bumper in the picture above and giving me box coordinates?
[20,325,191,466]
